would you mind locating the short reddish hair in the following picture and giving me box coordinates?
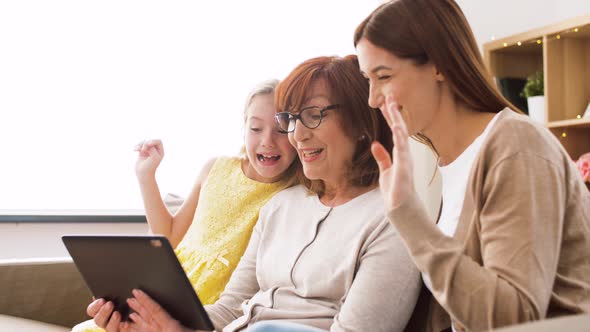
[275,55,392,195]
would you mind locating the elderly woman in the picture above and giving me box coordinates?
[87,55,421,332]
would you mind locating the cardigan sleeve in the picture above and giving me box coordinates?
[388,152,566,330]
[204,205,268,331]
[330,220,421,332]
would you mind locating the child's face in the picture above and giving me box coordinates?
[244,94,297,183]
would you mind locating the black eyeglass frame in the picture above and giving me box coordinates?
[274,104,341,133]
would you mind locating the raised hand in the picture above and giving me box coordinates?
[134,139,165,179]
[371,95,415,210]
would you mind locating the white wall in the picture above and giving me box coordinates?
[456,0,590,46]
[0,222,148,260]
[7,1,590,259]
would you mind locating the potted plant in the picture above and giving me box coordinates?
[520,71,545,123]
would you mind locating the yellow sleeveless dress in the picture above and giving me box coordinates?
[72,157,290,332]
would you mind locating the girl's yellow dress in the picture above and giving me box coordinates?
[72,157,289,331]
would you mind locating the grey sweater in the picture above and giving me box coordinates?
[205,185,421,332]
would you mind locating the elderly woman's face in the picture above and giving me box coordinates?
[288,79,356,187]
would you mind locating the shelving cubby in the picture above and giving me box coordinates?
[484,13,590,160]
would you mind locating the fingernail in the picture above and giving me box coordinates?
[132,289,140,296]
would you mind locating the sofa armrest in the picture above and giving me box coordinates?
[496,314,590,332]
[0,257,92,328]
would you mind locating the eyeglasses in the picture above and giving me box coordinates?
[274,104,340,133]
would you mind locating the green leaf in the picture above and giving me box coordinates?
[520,71,544,98]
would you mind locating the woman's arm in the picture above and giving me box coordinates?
[389,154,565,330]
[374,97,568,329]
[330,221,421,332]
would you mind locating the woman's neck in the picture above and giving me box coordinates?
[425,105,497,166]
[319,182,376,207]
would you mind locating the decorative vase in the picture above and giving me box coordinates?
[527,95,545,123]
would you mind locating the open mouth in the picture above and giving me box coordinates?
[302,149,323,158]
[301,148,324,162]
[257,154,281,163]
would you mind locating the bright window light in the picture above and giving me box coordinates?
[0,0,380,211]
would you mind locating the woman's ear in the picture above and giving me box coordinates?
[432,66,445,82]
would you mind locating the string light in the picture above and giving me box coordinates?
[577,115,582,119]
[562,132,567,138]
[494,26,586,49]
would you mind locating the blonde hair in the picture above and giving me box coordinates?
[239,79,280,157]
[243,79,280,122]
[239,79,301,187]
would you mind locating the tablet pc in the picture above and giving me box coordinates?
[62,235,214,331]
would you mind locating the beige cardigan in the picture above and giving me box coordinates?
[205,186,421,332]
[390,110,590,331]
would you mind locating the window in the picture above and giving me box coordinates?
[0,0,380,212]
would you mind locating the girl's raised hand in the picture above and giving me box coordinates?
[134,139,165,179]
[371,95,415,211]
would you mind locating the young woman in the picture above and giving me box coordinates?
[354,0,590,331]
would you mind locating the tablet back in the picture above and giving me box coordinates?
[62,235,214,331]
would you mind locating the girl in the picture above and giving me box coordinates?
[74,79,299,331]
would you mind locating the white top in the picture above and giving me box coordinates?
[423,110,503,331]
[205,185,421,332]
[437,110,503,236]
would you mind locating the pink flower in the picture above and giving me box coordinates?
[577,153,590,183]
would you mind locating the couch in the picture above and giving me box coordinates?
[0,195,186,331]
[2,257,590,332]
[0,257,92,331]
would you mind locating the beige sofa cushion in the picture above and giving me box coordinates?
[0,257,92,328]
[0,314,69,331]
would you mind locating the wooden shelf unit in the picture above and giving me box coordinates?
[483,13,590,160]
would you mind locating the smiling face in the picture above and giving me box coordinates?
[244,93,297,183]
[356,38,444,137]
[288,79,356,188]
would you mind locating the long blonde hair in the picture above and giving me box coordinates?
[239,79,280,157]
[240,79,301,186]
